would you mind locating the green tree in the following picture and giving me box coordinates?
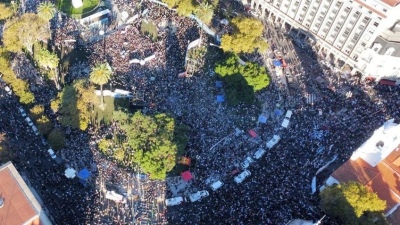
[48,129,65,150]
[320,182,387,225]
[30,104,45,120]
[194,2,214,25]
[0,48,35,104]
[0,3,15,20]
[34,47,60,89]
[36,115,52,136]
[58,79,96,130]
[89,63,112,108]
[2,13,49,53]
[214,54,269,104]
[162,0,180,8]
[176,0,197,16]
[220,16,268,54]
[114,111,188,180]
[37,2,56,21]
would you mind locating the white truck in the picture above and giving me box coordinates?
[234,170,251,184]
[189,190,209,202]
[266,135,281,149]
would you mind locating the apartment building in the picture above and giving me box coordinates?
[245,0,400,84]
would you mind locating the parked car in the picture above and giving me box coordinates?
[18,107,27,117]
[253,148,266,159]
[189,190,209,202]
[234,170,251,184]
[47,149,56,159]
[165,196,185,206]
[240,156,254,169]
[210,181,224,191]
[266,135,281,149]
[25,117,33,126]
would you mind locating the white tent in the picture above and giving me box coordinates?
[281,119,290,128]
[285,110,292,119]
[65,168,76,179]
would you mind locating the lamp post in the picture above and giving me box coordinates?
[99,30,106,61]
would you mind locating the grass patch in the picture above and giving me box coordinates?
[56,0,99,17]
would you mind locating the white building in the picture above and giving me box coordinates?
[245,0,400,84]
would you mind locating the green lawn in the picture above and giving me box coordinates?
[56,0,99,17]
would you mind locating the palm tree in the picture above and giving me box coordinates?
[37,2,56,21]
[195,2,214,26]
[90,63,112,108]
[36,48,60,89]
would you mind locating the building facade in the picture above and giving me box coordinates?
[244,0,400,84]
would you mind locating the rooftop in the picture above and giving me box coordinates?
[0,162,48,225]
[380,0,400,7]
[331,144,400,223]
[350,119,400,167]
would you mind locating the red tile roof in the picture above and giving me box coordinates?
[380,0,400,7]
[0,163,42,225]
[331,144,400,221]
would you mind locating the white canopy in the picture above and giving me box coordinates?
[65,168,76,179]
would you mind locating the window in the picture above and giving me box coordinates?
[385,47,395,56]
[352,54,358,60]
[373,22,379,27]
[361,42,366,47]
[383,9,387,12]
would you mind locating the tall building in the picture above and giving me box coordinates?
[0,162,52,225]
[322,120,400,224]
[245,0,400,84]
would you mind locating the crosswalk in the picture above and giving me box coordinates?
[305,93,317,105]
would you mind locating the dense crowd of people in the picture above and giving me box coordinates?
[0,0,399,224]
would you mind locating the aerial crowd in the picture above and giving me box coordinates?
[0,0,399,224]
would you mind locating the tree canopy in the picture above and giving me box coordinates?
[0,48,35,104]
[214,54,269,105]
[58,79,97,130]
[48,129,65,150]
[220,17,268,54]
[0,3,15,20]
[2,13,50,53]
[162,0,215,19]
[37,2,56,21]
[90,63,112,107]
[107,111,188,180]
[320,182,387,225]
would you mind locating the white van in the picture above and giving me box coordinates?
[234,170,251,184]
[210,181,224,191]
[47,149,56,159]
[266,135,281,149]
[31,125,39,135]
[105,191,126,203]
[19,107,27,117]
[165,196,185,206]
[240,156,254,169]
[253,148,266,159]
[189,190,209,202]
[25,117,33,126]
